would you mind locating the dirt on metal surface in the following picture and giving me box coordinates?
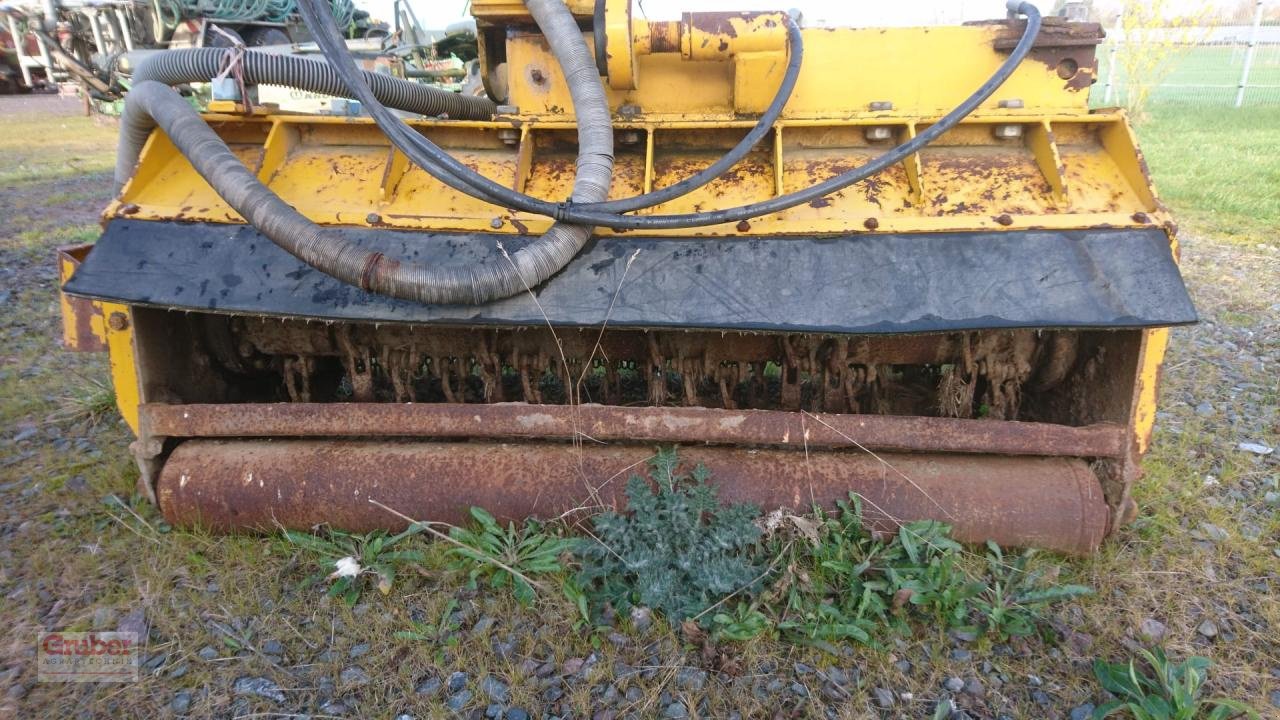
[140,401,1128,458]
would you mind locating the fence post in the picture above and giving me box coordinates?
[1103,15,1122,104]
[1235,0,1265,108]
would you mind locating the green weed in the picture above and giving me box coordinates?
[1092,647,1258,720]
[975,542,1093,640]
[447,507,573,605]
[283,525,426,605]
[575,448,764,625]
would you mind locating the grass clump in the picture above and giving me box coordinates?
[51,374,118,428]
[1092,646,1258,719]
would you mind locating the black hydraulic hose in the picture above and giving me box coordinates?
[595,16,801,214]
[302,0,1041,230]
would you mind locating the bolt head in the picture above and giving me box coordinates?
[993,124,1023,139]
[107,312,129,331]
[490,217,504,229]
[864,126,894,142]
[497,128,520,146]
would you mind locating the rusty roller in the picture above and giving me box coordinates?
[157,440,1110,555]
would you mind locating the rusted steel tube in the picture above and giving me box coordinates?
[156,440,1110,555]
[139,403,1126,458]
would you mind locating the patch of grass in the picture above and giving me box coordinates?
[1136,104,1280,244]
[50,373,118,428]
[0,108,117,185]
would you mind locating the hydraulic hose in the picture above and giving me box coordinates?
[114,47,496,192]
[299,0,802,217]
[117,0,612,304]
[302,0,1041,230]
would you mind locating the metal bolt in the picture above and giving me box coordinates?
[1132,212,1151,224]
[495,105,519,115]
[490,217,504,229]
[118,203,140,216]
[735,220,751,232]
[995,213,1014,226]
[107,312,129,331]
[365,212,382,224]
[497,128,520,146]
[868,100,894,111]
[997,98,1025,109]
[864,126,894,143]
[863,217,880,231]
[530,68,545,84]
[993,124,1024,139]
[619,130,642,146]
[618,104,643,118]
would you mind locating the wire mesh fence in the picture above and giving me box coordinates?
[1089,0,1280,108]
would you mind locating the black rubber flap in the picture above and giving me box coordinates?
[64,220,1197,333]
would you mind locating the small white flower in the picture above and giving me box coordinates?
[329,556,362,579]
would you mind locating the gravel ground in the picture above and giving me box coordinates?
[0,94,1277,719]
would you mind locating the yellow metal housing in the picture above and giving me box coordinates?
[58,5,1187,551]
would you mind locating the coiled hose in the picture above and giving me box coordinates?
[117,0,611,305]
[115,48,497,193]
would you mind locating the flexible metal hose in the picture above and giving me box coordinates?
[114,47,496,191]
[117,0,612,305]
[132,47,496,115]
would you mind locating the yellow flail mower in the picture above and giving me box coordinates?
[57,0,1194,555]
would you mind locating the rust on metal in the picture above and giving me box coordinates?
[56,244,108,353]
[156,440,1111,555]
[139,402,1127,458]
[647,20,681,53]
[978,18,1103,91]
